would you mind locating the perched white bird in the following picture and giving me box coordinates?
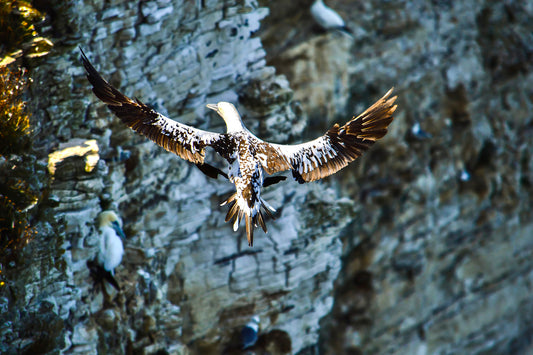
[90,210,126,290]
[97,210,126,272]
[459,169,471,182]
[410,122,432,140]
[81,49,397,247]
[241,315,260,349]
[310,0,352,34]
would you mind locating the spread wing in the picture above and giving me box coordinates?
[258,89,398,182]
[80,49,231,164]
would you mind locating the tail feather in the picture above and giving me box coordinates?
[256,211,267,233]
[261,198,276,212]
[245,214,253,246]
[260,199,276,220]
[222,193,275,246]
[225,195,239,222]
[103,270,121,291]
[221,192,237,207]
[233,215,240,232]
[87,260,121,291]
[339,26,353,35]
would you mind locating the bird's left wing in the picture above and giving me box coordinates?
[257,89,397,182]
[81,49,230,164]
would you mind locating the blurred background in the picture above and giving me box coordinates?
[1,0,532,354]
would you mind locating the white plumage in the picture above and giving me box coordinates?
[411,122,432,140]
[241,315,260,349]
[97,211,125,274]
[81,49,397,247]
[311,0,352,33]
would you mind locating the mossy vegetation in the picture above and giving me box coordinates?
[0,64,39,271]
[0,0,52,278]
[0,66,31,154]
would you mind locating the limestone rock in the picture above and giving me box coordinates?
[2,1,532,355]
[259,1,533,354]
[1,1,352,354]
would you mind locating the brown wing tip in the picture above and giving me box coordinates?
[380,88,398,109]
[79,47,100,82]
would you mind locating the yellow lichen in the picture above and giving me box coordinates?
[47,139,100,177]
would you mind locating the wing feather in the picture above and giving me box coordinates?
[80,49,230,164]
[259,89,397,182]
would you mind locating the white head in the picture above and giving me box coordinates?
[246,315,260,332]
[206,102,244,133]
[98,210,126,239]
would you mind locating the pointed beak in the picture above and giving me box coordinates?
[111,221,126,240]
[206,103,219,113]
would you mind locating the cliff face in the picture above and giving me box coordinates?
[2,1,351,354]
[1,0,532,354]
[260,0,533,354]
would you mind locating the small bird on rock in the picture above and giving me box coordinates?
[88,210,126,291]
[310,0,353,35]
[241,315,260,350]
[410,122,432,140]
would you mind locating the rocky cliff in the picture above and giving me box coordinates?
[1,0,532,354]
[260,0,533,354]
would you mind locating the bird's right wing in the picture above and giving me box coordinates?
[81,49,232,164]
[260,89,398,182]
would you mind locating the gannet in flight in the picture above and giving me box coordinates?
[89,210,126,291]
[311,0,352,34]
[80,49,397,247]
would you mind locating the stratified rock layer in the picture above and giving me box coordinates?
[1,1,532,355]
[1,1,351,354]
[260,0,533,354]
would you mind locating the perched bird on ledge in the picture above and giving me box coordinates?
[241,315,260,350]
[311,0,353,35]
[88,210,126,291]
[80,48,397,247]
